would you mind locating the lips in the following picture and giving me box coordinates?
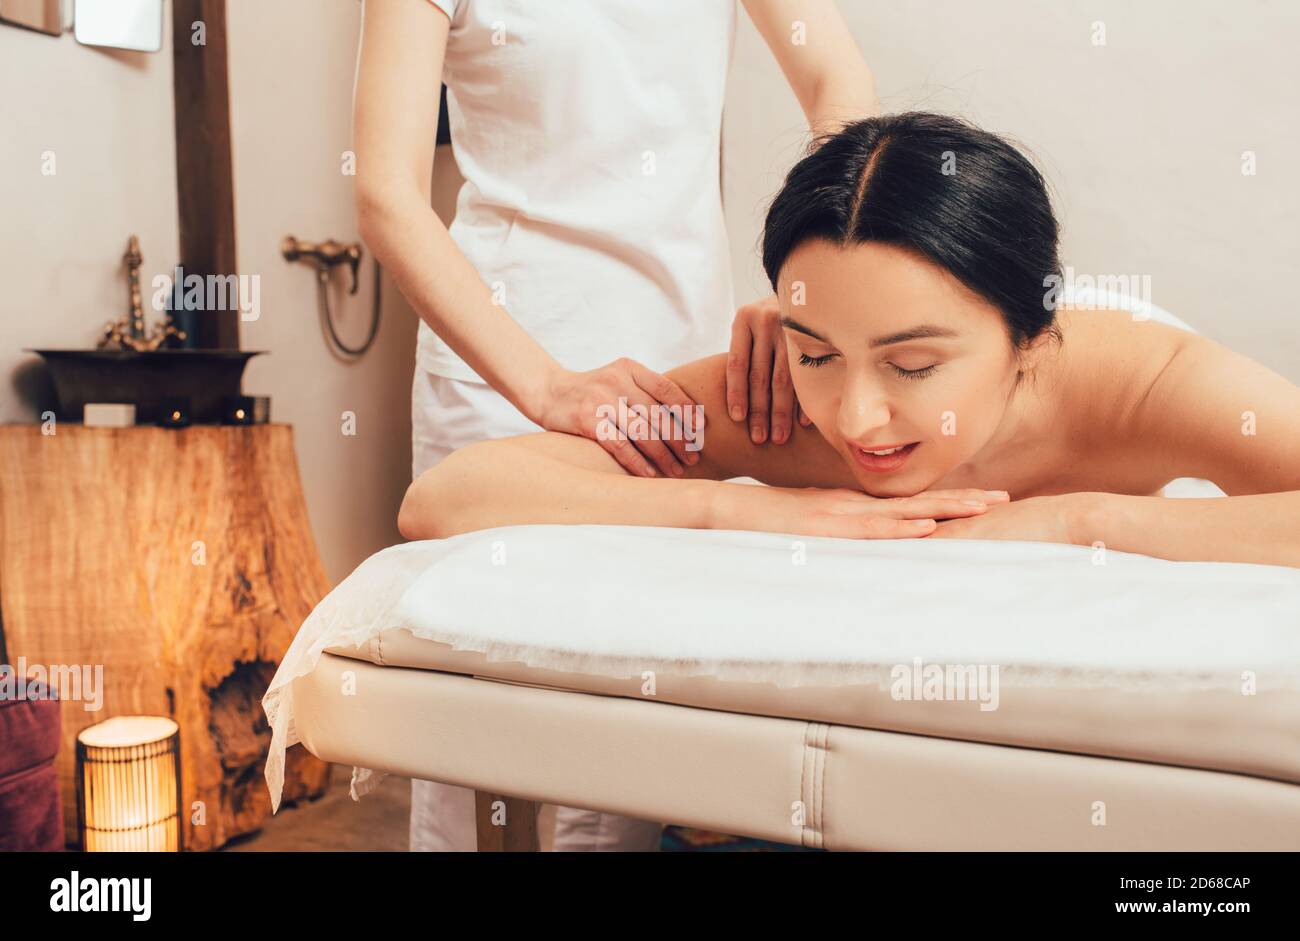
[850,441,920,473]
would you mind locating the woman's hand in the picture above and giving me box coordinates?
[537,358,703,479]
[727,294,812,445]
[711,484,1012,540]
[930,493,1091,547]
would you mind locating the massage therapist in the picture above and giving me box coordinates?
[352,0,878,852]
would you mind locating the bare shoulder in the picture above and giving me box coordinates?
[1053,307,1191,440]
[666,354,857,488]
[1058,307,1300,494]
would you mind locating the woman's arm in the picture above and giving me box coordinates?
[937,332,1300,568]
[397,432,714,540]
[398,354,1007,540]
[1073,491,1300,568]
[1074,331,1300,567]
[397,354,834,538]
[740,0,880,134]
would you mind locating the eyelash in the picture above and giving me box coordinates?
[796,352,938,381]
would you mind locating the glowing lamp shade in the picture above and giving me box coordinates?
[76,716,182,852]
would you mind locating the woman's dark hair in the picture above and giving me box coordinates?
[762,111,1063,351]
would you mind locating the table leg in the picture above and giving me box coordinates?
[474,790,540,852]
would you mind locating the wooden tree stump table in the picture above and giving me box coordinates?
[0,422,331,850]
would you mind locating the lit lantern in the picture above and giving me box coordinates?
[76,716,182,852]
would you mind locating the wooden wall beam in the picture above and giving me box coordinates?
[171,0,239,349]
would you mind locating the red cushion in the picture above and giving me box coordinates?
[0,671,65,851]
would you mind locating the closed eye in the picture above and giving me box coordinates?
[798,352,940,379]
[889,363,938,380]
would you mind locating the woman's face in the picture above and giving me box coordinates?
[777,239,1029,497]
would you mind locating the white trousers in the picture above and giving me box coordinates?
[408,366,665,852]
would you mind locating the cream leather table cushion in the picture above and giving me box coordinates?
[264,525,1300,814]
[328,628,1300,785]
[293,652,1300,850]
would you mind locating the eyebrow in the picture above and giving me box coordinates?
[779,317,960,348]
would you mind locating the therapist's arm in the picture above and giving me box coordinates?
[355,0,700,480]
[741,0,880,134]
[354,3,550,422]
[727,2,877,447]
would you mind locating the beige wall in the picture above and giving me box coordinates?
[0,5,179,423]
[225,0,419,585]
[723,0,1300,381]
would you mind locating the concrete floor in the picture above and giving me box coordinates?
[222,764,557,851]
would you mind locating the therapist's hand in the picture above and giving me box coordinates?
[538,358,704,479]
[727,294,811,445]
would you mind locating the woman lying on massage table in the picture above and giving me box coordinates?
[398,111,1300,570]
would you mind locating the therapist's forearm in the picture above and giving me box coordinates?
[1077,490,1300,568]
[398,438,715,540]
[743,0,879,136]
[357,188,558,422]
[805,67,880,135]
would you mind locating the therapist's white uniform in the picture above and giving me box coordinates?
[401,0,738,851]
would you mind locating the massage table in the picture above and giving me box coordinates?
[264,515,1300,852]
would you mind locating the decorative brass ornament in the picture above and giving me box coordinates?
[97,236,188,352]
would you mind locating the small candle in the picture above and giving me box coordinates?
[221,395,269,425]
[157,397,191,428]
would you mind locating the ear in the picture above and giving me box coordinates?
[1017,325,1059,373]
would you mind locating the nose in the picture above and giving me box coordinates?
[835,368,893,444]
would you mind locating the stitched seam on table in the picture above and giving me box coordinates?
[799,725,809,846]
[816,723,828,850]
[811,724,821,848]
[373,633,386,666]
[809,723,821,848]
[802,722,829,849]
[814,723,826,847]
[801,723,825,847]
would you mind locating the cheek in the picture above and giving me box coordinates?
[789,368,835,426]
[926,358,1015,449]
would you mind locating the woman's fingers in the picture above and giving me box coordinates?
[726,319,753,424]
[769,332,796,444]
[728,298,797,443]
[915,488,1011,503]
[628,430,684,479]
[747,334,774,444]
[606,389,685,479]
[880,496,993,520]
[627,362,704,467]
[594,426,659,478]
[851,515,938,538]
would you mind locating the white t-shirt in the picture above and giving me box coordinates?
[403,0,738,382]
